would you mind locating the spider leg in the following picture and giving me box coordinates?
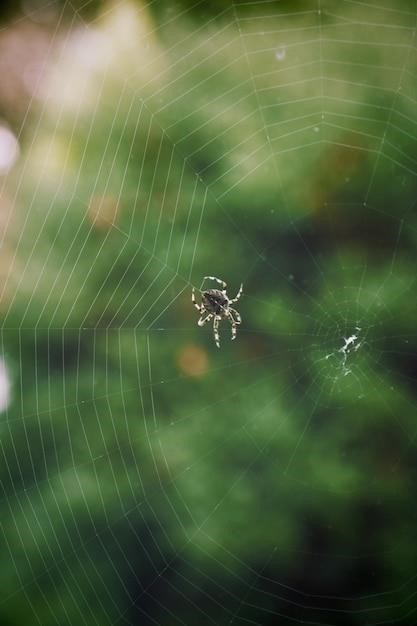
[226,311,238,341]
[229,284,243,304]
[229,307,242,324]
[203,276,227,290]
[192,287,202,311]
[213,316,221,348]
[198,312,212,327]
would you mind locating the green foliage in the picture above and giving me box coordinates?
[1,1,417,624]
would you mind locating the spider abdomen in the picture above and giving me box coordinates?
[202,290,228,315]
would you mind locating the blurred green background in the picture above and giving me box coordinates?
[1,1,417,624]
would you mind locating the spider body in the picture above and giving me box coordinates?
[192,276,243,348]
[202,289,229,315]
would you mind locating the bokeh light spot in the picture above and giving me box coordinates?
[177,344,208,377]
[0,358,11,412]
[0,125,19,175]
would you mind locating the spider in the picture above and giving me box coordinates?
[192,276,243,348]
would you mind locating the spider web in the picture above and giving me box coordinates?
[1,0,417,624]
